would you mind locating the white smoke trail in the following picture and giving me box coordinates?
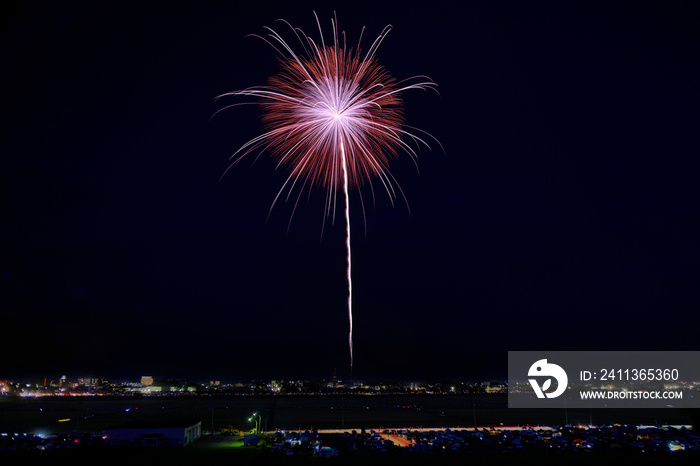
[340,140,353,370]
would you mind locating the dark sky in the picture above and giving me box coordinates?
[2,1,699,382]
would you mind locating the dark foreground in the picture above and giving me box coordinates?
[3,395,699,464]
[2,394,697,433]
[1,440,699,466]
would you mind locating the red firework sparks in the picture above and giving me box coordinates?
[218,13,439,370]
[218,13,439,215]
[262,47,405,190]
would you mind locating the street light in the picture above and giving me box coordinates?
[251,412,262,435]
[247,417,258,435]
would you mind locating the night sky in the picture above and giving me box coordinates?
[3,1,699,382]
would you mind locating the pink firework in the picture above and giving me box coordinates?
[219,13,439,370]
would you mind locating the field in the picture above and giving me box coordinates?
[1,394,695,434]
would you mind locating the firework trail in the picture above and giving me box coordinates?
[218,13,439,370]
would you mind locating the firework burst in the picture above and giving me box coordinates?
[218,13,439,370]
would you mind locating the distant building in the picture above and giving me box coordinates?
[484,381,507,393]
[140,385,162,395]
[103,420,202,447]
[78,377,94,387]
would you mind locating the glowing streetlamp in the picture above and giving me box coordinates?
[247,416,258,435]
[250,412,262,435]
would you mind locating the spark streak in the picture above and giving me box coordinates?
[218,13,439,371]
[340,140,353,369]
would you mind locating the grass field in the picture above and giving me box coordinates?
[1,394,695,434]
